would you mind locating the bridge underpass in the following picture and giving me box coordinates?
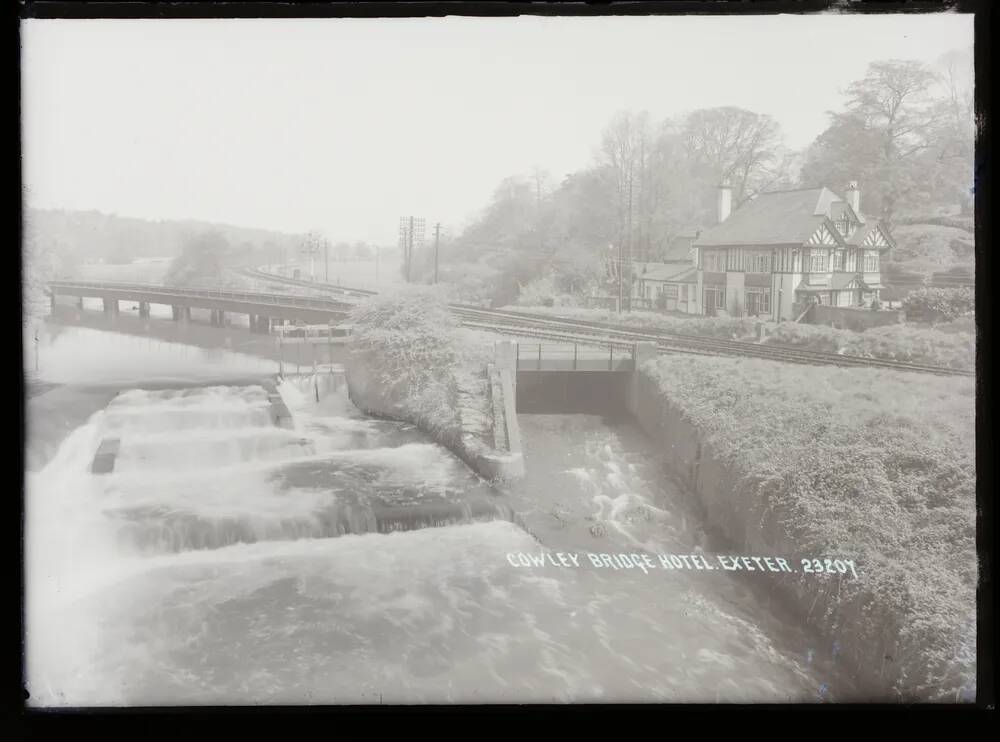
[509,343,635,415]
[492,341,658,415]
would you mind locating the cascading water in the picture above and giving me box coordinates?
[27,320,861,706]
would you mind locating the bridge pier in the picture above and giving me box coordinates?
[103,298,119,315]
[172,305,190,322]
[249,315,271,334]
[138,302,150,318]
[77,297,84,309]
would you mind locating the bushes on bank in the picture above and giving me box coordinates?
[765,322,975,371]
[643,355,976,700]
[902,287,975,322]
[348,288,462,437]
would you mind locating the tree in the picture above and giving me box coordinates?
[165,230,230,287]
[680,106,785,207]
[800,59,944,228]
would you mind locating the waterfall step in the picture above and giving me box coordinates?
[91,437,120,474]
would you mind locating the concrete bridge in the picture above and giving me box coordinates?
[47,280,353,332]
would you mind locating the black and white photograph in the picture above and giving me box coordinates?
[20,6,982,707]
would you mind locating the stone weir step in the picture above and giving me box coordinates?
[91,437,120,474]
[262,376,293,428]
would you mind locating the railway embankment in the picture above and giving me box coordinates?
[506,304,975,373]
[626,353,976,701]
[343,289,524,482]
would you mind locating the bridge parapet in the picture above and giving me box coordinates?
[514,343,636,372]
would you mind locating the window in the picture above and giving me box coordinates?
[704,288,725,312]
[809,249,828,273]
[681,285,688,301]
[833,250,846,271]
[702,250,726,272]
[863,251,879,272]
[745,290,771,316]
[746,250,771,273]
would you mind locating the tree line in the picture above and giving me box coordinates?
[413,51,974,307]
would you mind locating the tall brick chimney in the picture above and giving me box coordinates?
[717,181,732,223]
[845,180,861,216]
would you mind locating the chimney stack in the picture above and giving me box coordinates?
[845,180,861,216]
[717,181,732,224]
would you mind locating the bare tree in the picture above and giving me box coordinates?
[681,106,784,206]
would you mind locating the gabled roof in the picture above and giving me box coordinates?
[846,221,896,249]
[662,241,697,263]
[639,263,697,282]
[663,266,698,283]
[829,200,865,225]
[831,273,861,291]
[693,188,845,247]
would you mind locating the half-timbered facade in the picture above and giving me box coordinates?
[691,182,895,321]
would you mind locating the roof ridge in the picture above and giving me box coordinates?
[756,186,826,195]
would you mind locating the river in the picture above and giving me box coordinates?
[24,307,859,705]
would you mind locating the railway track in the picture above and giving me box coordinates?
[241,267,973,377]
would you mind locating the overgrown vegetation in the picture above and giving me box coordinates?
[508,304,976,371]
[504,305,759,339]
[902,287,976,322]
[643,356,976,700]
[348,288,464,439]
[765,322,975,371]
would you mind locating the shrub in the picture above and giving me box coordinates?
[902,287,975,322]
[765,322,975,370]
[348,288,462,436]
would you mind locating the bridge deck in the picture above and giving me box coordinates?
[48,280,353,323]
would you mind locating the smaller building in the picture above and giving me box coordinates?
[635,263,700,314]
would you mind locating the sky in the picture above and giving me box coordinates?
[21,13,974,245]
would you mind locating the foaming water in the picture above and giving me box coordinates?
[27,324,861,705]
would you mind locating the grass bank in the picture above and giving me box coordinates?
[637,354,976,700]
[508,305,976,371]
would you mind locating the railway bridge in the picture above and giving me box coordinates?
[47,280,353,332]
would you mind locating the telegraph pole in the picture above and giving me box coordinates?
[617,240,623,314]
[626,172,633,313]
[433,223,441,284]
[408,216,414,283]
[323,238,329,283]
[398,216,425,284]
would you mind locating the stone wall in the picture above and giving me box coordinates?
[799,303,905,331]
[344,346,524,482]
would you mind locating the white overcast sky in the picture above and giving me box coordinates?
[22,13,973,244]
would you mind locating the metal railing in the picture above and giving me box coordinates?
[515,343,635,372]
[47,280,354,311]
[274,323,352,339]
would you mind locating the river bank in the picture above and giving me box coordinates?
[343,290,523,481]
[627,354,976,701]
